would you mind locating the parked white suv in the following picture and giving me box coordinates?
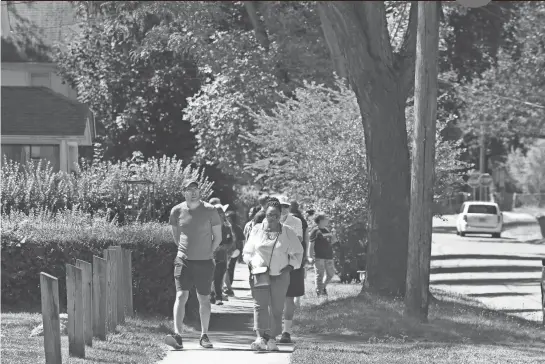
[456,201,503,238]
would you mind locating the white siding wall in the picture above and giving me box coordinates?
[1,65,77,100]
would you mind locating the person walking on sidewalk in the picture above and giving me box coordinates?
[243,199,304,351]
[165,179,223,350]
[211,204,234,305]
[223,211,245,297]
[276,196,306,344]
[308,213,338,296]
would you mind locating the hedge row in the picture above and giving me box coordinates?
[1,209,197,318]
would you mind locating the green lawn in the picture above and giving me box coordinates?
[0,311,185,364]
[291,271,545,364]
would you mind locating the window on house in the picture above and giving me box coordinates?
[1,144,60,171]
[30,73,51,88]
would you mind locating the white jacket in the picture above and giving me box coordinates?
[243,223,304,276]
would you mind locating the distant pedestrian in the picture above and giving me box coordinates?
[223,211,245,296]
[244,195,273,240]
[257,193,270,211]
[166,179,222,350]
[243,199,304,351]
[210,204,234,305]
[244,207,260,241]
[276,196,305,344]
[308,213,338,296]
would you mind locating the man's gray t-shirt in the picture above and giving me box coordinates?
[169,201,222,260]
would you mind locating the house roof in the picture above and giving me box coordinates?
[1,1,79,62]
[1,86,90,136]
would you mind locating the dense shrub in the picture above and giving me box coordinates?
[1,156,213,222]
[1,209,195,318]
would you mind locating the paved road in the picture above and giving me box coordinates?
[431,214,544,323]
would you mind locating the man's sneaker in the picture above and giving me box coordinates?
[215,299,224,306]
[267,337,280,351]
[250,337,268,351]
[165,333,183,349]
[224,288,235,297]
[199,334,213,349]
[279,332,292,344]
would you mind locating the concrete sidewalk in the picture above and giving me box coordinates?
[157,263,293,364]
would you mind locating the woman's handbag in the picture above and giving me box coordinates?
[251,230,280,288]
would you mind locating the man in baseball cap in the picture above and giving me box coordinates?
[166,177,223,350]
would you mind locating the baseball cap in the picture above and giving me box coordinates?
[214,204,229,212]
[276,195,290,207]
[182,178,199,190]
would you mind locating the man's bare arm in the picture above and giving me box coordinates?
[171,225,180,246]
[211,225,223,251]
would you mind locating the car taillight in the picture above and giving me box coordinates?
[497,215,501,223]
[463,215,467,222]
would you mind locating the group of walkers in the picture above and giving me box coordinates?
[165,179,339,351]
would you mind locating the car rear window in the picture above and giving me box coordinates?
[467,205,498,214]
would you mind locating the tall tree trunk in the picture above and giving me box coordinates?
[404,1,440,321]
[318,1,417,296]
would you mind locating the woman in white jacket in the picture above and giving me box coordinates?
[243,199,303,351]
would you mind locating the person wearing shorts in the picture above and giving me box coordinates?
[165,179,222,350]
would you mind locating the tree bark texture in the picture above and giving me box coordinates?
[318,1,417,297]
[404,1,439,321]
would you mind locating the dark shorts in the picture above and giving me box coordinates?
[286,267,305,297]
[173,256,215,295]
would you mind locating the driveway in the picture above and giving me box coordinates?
[431,213,544,323]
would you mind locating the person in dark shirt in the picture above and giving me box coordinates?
[211,205,234,305]
[223,211,245,296]
[308,213,338,296]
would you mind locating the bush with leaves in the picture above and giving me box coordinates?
[506,139,545,206]
[0,208,197,318]
[1,156,213,222]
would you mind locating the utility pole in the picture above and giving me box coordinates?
[479,121,486,201]
[405,1,439,322]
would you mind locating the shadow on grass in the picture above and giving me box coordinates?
[294,290,545,347]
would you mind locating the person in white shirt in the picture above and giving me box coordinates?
[275,196,305,344]
[243,199,303,351]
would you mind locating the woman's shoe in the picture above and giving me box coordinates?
[250,337,268,351]
[267,337,280,351]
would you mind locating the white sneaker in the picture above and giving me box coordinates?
[250,337,267,351]
[267,337,279,351]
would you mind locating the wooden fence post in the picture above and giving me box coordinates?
[76,259,93,346]
[541,259,545,325]
[104,249,118,331]
[66,264,85,358]
[40,273,62,364]
[111,246,125,324]
[93,256,107,340]
[123,249,134,317]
